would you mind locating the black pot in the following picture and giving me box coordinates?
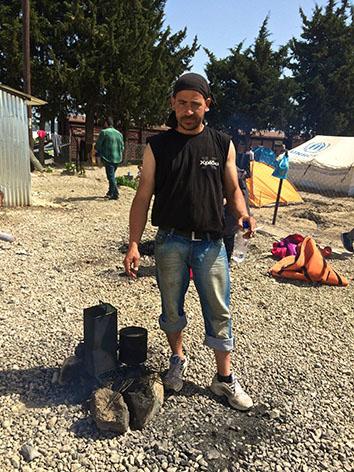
[119,326,147,366]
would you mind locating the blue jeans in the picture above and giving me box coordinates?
[154,229,233,351]
[105,163,119,197]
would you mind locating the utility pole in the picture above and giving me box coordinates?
[22,0,33,148]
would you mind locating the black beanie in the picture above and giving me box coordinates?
[167,73,211,128]
[172,72,211,99]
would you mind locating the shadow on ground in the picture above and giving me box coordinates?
[0,366,90,408]
[54,196,107,203]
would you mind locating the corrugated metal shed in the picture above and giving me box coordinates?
[0,85,46,207]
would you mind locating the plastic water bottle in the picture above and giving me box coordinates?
[232,222,250,263]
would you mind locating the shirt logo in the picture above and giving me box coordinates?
[200,158,219,168]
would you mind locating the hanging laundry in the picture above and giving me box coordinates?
[37,129,46,140]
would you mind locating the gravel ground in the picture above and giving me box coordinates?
[0,167,353,472]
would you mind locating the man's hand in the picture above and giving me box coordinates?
[124,245,140,278]
[238,215,257,238]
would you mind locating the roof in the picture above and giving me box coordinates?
[0,84,47,106]
[66,113,170,131]
[250,130,285,139]
[67,113,86,124]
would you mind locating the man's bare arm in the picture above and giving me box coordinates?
[123,144,155,277]
[223,142,256,233]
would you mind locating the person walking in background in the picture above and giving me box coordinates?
[341,229,354,252]
[95,117,124,200]
[124,72,256,411]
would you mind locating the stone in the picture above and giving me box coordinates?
[206,449,221,460]
[110,453,120,464]
[51,370,59,384]
[269,409,281,420]
[10,456,20,469]
[2,419,11,428]
[58,355,84,385]
[123,373,164,430]
[20,444,40,462]
[91,387,130,434]
[47,416,58,428]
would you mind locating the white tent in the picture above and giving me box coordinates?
[287,135,354,196]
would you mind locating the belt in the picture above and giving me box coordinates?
[161,228,222,241]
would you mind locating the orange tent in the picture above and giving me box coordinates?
[247,161,303,208]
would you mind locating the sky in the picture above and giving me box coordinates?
[164,0,331,75]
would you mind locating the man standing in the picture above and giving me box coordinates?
[124,73,256,410]
[95,117,124,200]
[237,145,254,180]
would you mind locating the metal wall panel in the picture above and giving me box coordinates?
[0,89,31,207]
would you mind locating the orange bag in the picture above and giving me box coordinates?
[269,236,348,286]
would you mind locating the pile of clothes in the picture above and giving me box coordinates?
[269,234,348,287]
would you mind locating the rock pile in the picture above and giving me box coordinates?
[90,374,164,433]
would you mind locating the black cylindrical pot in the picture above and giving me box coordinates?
[119,326,148,366]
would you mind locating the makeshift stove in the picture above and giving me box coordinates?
[58,302,164,434]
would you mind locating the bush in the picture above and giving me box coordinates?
[116,175,138,190]
[63,162,76,175]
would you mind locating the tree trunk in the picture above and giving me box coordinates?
[30,149,44,172]
[121,118,130,165]
[84,105,95,165]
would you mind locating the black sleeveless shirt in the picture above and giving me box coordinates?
[147,126,231,233]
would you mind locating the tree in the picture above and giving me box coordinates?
[0,0,198,162]
[205,17,293,141]
[57,0,198,160]
[30,0,73,128]
[0,0,74,132]
[100,1,198,134]
[246,17,293,132]
[290,0,354,135]
[0,1,23,89]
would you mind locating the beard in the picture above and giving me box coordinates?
[177,114,204,131]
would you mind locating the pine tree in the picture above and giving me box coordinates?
[205,17,292,139]
[290,0,354,135]
[0,0,23,88]
[0,0,197,152]
[56,0,198,159]
[103,1,198,131]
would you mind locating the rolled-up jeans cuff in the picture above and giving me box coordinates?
[159,314,187,333]
[204,335,234,352]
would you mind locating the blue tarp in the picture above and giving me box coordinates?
[253,146,277,168]
[272,153,289,179]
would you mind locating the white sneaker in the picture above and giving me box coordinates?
[163,355,189,392]
[210,374,253,410]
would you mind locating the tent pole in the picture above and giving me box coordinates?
[272,179,284,225]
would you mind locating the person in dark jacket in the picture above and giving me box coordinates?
[124,73,256,411]
[223,167,251,262]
